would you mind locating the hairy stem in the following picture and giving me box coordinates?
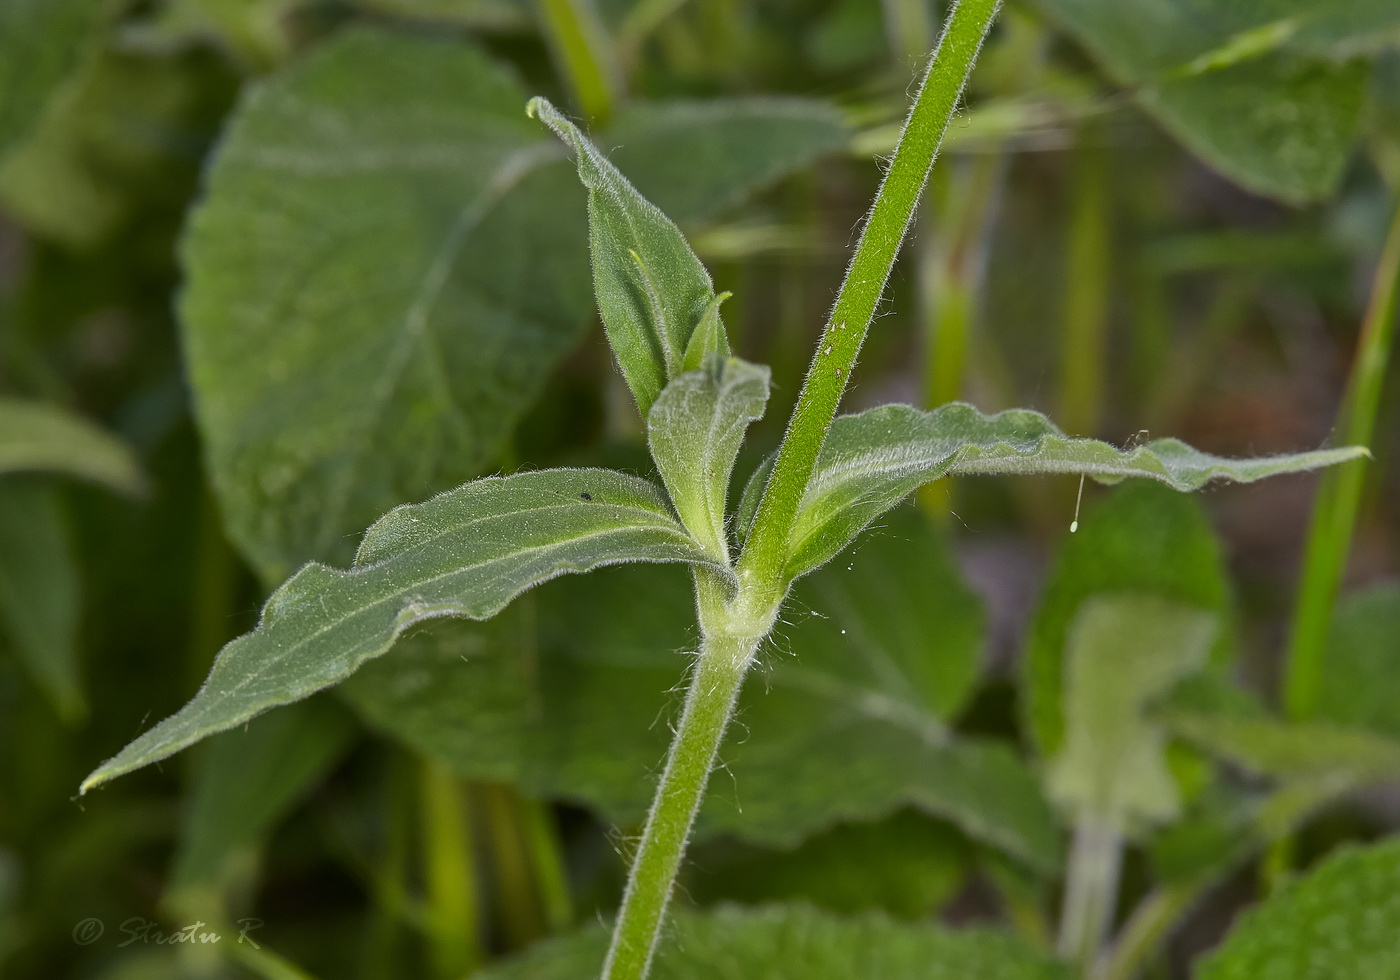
[601,579,764,980]
[737,0,1002,596]
[1058,813,1124,972]
[1283,197,1400,719]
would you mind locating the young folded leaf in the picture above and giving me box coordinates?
[80,469,718,793]
[647,356,770,560]
[529,97,729,416]
[739,402,1366,581]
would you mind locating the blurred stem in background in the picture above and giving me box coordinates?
[1057,132,1110,439]
[419,760,481,979]
[1283,198,1400,721]
[535,0,622,122]
[1057,813,1124,975]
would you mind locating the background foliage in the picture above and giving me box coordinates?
[2,0,1398,977]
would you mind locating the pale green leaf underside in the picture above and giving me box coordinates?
[1196,837,1400,980]
[344,510,1061,872]
[1048,595,1216,829]
[647,356,770,559]
[529,96,727,416]
[0,396,144,495]
[740,402,1363,581]
[476,903,1070,979]
[80,469,714,793]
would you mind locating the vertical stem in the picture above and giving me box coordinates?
[1057,134,1111,438]
[1283,198,1400,720]
[419,760,480,978]
[1096,884,1199,980]
[483,783,547,949]
[601,623,760,980]
[520,796,575,933]
[1058,813,1124,973]
[738,0,1002,595]
[536,0,623,123]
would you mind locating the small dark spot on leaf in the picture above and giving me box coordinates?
[580,492,592,501]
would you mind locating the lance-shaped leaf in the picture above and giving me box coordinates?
[647,356,770,559]
[739,402,1365,582]
[530,96,728,416]
[475,903,1071,979]
[0,397,144,495]
[79,469,716,793]
[1197,837,1400,980]
[345,508,1061,873]
[1047,595,1216,831]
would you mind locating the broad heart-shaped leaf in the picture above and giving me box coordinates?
[344,508,1062,873]
[168,699,357,893]
[0,0,99,160]
[1025,484,1230,758]
[1315,583,1400,738]
[1047,595,1216,832]
[0,478,84,720]
[1195,837,1400,980]
[181,28,848,581]
[737,402,1362,584]
[0,397,144,495]
[79,469,716,793]
[648,356,770,559]
[1032,0,1375,202]
[530,96,729,417]
[475,903,1070,980]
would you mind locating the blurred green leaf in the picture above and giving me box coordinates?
[1196,837,1400,980]
[0,397,144,495]
[647,356,769,559]
[475,903,1071,979]
[1033,0,1379,201]
[685,810,968,920]
[346,509,1061,872]
[0,478,84,720]
[0,44,238,249]
[1047,595,1216,830]
[0,0,99,160]
[1315,583,1400,738]
[531,96,730,417]
[81,468,714,793]
[1025,483,1230,758]
[169,698,357,892]
[181,29,847,579]
[737,402,1357,583]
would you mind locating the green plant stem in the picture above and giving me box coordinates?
[1058,813,1124,972]
[1057,135,1110,438]
[600,588,763,980]
[419,760,480,978]
[1095,883,1199,980]
[1283,198,1400,720]
[520,795,575,933]
[536,0,622,123]
[737,0,1002,597]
